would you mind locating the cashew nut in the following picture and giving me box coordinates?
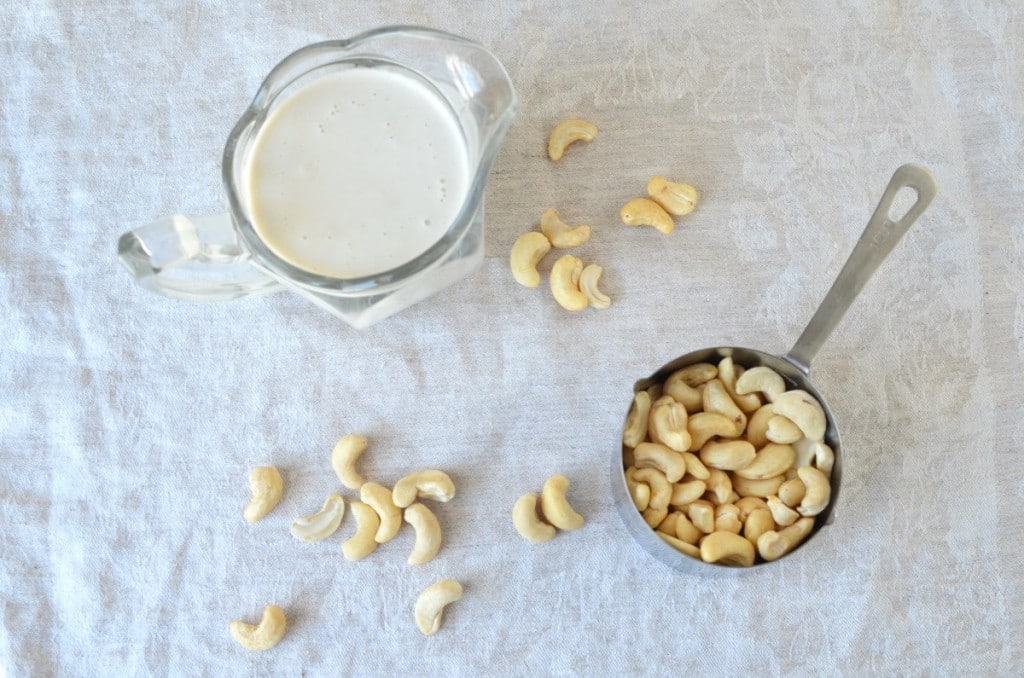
[772,390,827,442]
[700,530,755,567]
[642,505,668,528]
[778,478,807,507]
[547,118,597,161]
[540,475,585,531]
[686,412,740,451]
[632,467,672,511]
[243,466,284,523]
[757,517,814,561]
[717,357,762,413]
[540,208,591,248]
[549,254,589,311]
[674,511,703,544]
[733,443,795,480]
[404,503,442,566]
[670,479,706,507]
[648,396,691,452]
[682,451,711,480]
[415,579,462,636]
[735,496,769,521]
[766,415,803,444]
[793,437,816,468]
[699,440,756,471]
[634,442,687,483]
[658,530,701,558]
[663,373,704,414]
[797,466,831,517]
[731,473,785,498]
[628,474,651,511]
[360,482,402,543]
[509,231,552,288]
[647,176,699,216]
[814,442,835,478]
[331,434,368,490]
[623,390,652,447]
[657,511,680,536]
[513,493,556,543]
[392,470,456,508]
[290,493,345,542]
[672,362,718,387]
[620,197,675,235]
[702,379,747,433]
[229,605,286,652]
[745,404,775,449]
[341,501,380,561]
[766,495,800,527]
[743,507,775,546]
[735,366,786,402]
[579,264,611,309]
[714,503,743,534]
[705,468,733,505]
[687,499,715,534]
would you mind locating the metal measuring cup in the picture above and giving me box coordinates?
[612,164,938,571]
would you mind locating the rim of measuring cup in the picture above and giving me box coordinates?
[222,26,517,296]
[611,346,843,573]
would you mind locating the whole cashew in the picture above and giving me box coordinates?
[772,390,827,442]
[687,412,740,451]
[623,390,652,447]
[674,511,703,544]
[629,480,651,511]
[672,362,718,387]
[766,495,800,527]
[705,468,733,505]
[664,370,705,413]
[549,254,589,311]
[404,503,442,566]
[632,467,672,511]
[766,415,803,444]
[717,357,762,413]
[702,379,747,433]
[682,451,711,480]
[540,208,591,248]
[731,473,785,498]
[547,118,597,161]
[687,499,715,534]
[745,404,775,449]
[714,503,743,534]
[540,475,585,531]
[633,442,687,483]
[360,482,402,543]
[510,231,552,288]
[579,264,611,309]
[331,434,368,490]
[699,440,756,471]
[734,496,769,521]
[415,579,463,636]
[814,442,835,478]
[756,517,814,561]
[797,466,831,516]
[620,198,675,235]
[341,501,380,561]
[229,605,286,652]
[733,443,795,480]
[699,530,755,567]
[778,478,807,508]
[290,493,345,542]
[647,176,699,216]
[735,366,786,402]
[513,493,556,543]
[670,479,706,507]
[658,530,701,558]
[743,507,775,546]
[392,470,456,508]
[243,466,284,523]
[648,396,691,452]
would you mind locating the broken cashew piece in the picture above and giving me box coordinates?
[510,231,552,288]
[549,254,589,311]
[513,493,556,543]
[415,579,463,636]
[404,503,442,566]
[579,264,611,309]
[331,434,368,490]
[229,605,286,652]
[622,390,652,447]
[547,118,597,161]
[620,198,675,235]
[243,466,283,523]
[360,482,402,543]
[647,176,699,216]
[634,442,687,483]
[392,470,456,508]
[757,517,814,561]
[540,208,591,248]
[290,493,345,542]
[540,475,585,531]
[341,501,380,561]
[700,530,755,566]
[797,466,831,516]
[773,390,827,442]
[735,366,786,402]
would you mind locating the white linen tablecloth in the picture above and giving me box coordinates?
[2,1,1023,674]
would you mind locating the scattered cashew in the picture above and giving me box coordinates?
[540,208,591,248]
[705,468,733,505]
[229,605,286,652]
[513,493,556,543]
[766,415,803,444]
[700,440,756,471]
[773,390,827,442]
[392,470,456,508]
[702,379,747,433]
[634,442,687,483]
[547,118,597,161]
[632,468,672,511]
[670,479,706,507]
[658,530,701,558]
[540,475,585,531]
[243,466,284,523]
[797,466,831,517]
[664,370,704,413]
[648,396,691,452]
[647,176,699,216]
[509,231,552,288]
[290,493,345,542]
[778,478,807,508]
[331,434,368,490]
[731,474,785,498]
[757,517,814,561]
[682,451,711,480]
[687,499,715,534]
[623,390,652,447]
[404,503,442,566]
[734,443,796,480]
[341,501,380,561]
[550,254,589,311]
[766,495,800,527]
[579,264,611,309]
[687,412,740,451]
[620,198,675,235]
[415,580,463,636]
[735,366,786,402]
[700,530,755,567]
[360,482,402,543]
[717,357,762,413]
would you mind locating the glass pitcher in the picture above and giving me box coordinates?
[117,26,516,329]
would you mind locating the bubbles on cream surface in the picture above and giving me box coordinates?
[246,67,471,278]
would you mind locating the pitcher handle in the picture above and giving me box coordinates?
[117,213,284,301]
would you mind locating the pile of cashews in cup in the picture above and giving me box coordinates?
[622,357,834,567]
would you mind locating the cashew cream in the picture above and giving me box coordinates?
[245,67,470,278]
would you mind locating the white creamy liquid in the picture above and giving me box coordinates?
[245,67,470,278]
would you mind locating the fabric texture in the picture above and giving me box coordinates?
[2,1,1023,674]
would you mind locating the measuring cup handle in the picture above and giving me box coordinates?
[117,213,284,301]
[785,164,938,374]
